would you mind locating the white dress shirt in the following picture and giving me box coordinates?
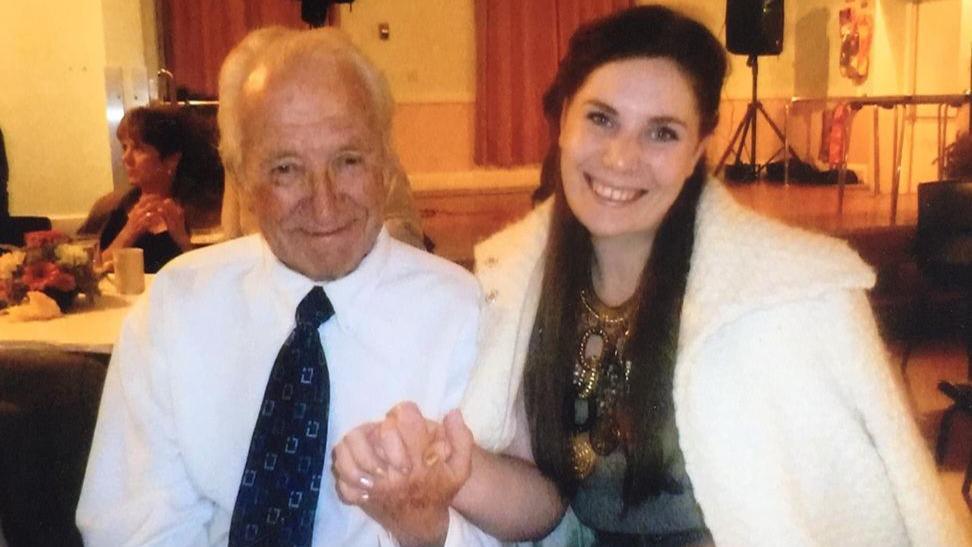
[77,229,496,546]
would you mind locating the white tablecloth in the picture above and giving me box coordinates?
[0,276,151,355]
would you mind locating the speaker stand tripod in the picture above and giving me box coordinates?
[716,55,797,182]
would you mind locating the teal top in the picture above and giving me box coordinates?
[571,425,709,541]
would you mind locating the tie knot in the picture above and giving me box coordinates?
[296,286,334,329]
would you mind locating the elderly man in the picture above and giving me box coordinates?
[77,28,493,546]
[216,28,425,250]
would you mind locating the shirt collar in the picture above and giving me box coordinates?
[259,227,391,332]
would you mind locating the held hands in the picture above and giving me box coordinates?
[332,404,474,547]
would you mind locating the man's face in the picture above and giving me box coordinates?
[239,60,386,281]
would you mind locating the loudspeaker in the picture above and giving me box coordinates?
[300,0,354,28]
[301,0,330,27]
[726,0,784,56]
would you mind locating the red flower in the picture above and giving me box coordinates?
[24,230,68,249]
[21,261,76,292]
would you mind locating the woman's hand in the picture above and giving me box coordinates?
[119,195,165,245]
[158,198,192,251]
[332,404,474,547]
[102,195,165,263]
[102,195,192,264]
[449,395,567,541]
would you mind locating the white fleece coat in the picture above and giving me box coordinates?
[460,180,968,546]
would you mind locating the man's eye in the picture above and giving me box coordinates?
[338,154,363,167]
[330,154,366,176]
[269,162,302,184]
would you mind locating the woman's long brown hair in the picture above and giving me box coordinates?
[521,5,726,508]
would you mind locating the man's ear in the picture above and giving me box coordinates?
[234,171,257,202]
[381,149,399,199]
[227,164,254,202]
[224,167,241,192]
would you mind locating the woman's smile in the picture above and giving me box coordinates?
[584,172,645,204]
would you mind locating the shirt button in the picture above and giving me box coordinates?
[485,290,498,303]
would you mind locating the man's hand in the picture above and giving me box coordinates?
[332,404,474,547]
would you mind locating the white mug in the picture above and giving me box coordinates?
[114,248,145,295]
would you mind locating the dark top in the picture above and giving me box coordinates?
[98,188,184,274]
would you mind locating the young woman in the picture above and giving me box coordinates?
[335,6,966,545]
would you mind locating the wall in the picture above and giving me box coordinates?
[338,0,478,175]
[0,0,114,219]
[5,0,970,219]
[657,0,923,100]
[102,0,157,190]
[767,0,910,193]
[660,0,970,194]
[906,0,967,188]
[964,0,972,99]
[339,0,972,193]
[1,0,155,225]
[338,0,816,177]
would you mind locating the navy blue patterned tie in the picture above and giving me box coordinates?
[229,286,334,546]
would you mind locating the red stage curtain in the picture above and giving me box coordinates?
[474,0,632,167]
[162,1,339,98]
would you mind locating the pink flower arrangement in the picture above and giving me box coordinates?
[0,230,100,312]
[24,230,68,249]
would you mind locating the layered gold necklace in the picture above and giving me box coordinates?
[570,288,638,479]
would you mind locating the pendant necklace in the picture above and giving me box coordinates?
[570,287,638,479]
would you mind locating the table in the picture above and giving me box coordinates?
[783,93,971,224]
[0,276,152,354]
[0,276,150,545]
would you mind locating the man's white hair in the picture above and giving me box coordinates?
[217,26,395,182]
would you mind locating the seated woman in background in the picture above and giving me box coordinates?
[79,105,223,273]
[333,5,967,546]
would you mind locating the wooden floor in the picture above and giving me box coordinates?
[725,180,918,235]
[415,186,535,268]
[415,179,921,268]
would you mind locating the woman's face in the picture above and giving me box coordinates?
[120,135,178,194]
[559,57,707,245]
